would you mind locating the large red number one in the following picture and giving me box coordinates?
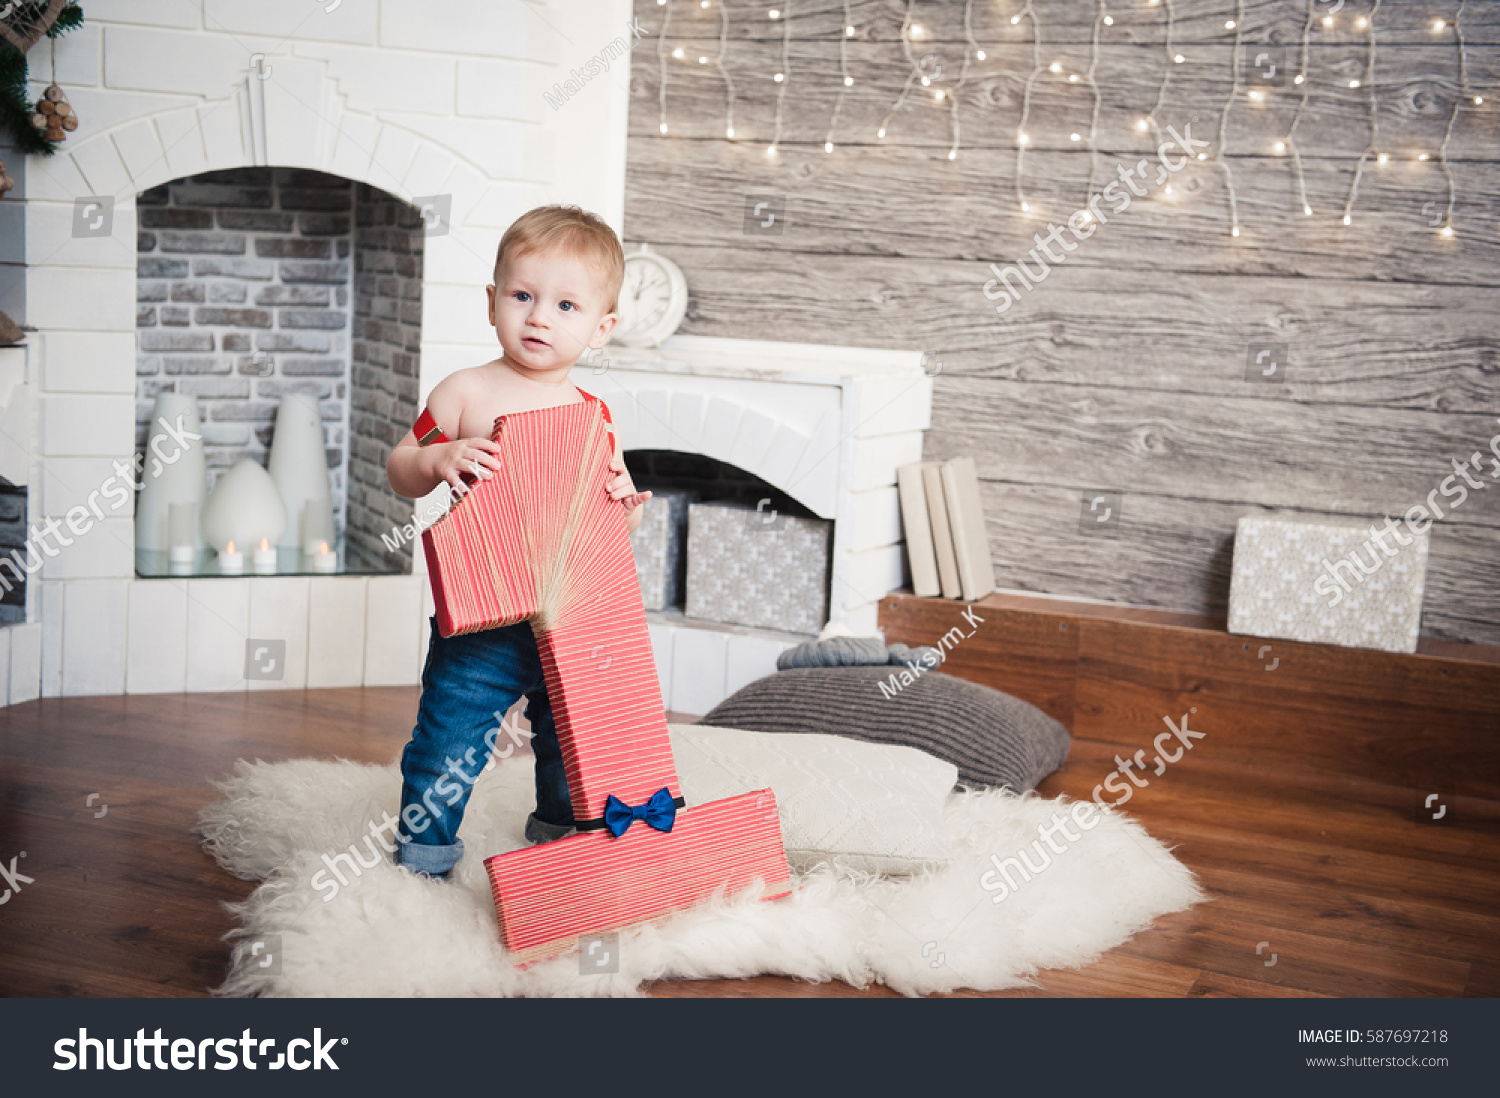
[421,398,791,961]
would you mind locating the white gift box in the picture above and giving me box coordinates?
[685,502,830,634]
[629,489,695,611]
[1227,515,1430,654]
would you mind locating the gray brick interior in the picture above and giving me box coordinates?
[134,168,419,573]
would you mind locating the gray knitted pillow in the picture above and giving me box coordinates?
[700,667,1070,792]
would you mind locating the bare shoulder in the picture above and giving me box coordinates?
[423,367,484,435]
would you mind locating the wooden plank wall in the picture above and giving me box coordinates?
[622,0,1500,645]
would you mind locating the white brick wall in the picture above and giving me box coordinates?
[1,0,632,702]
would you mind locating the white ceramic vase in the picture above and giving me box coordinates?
[134,392,207,553]
[201,459,287,553]
[267,394,335,551]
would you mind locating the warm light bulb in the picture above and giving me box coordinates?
[1417,152,1430,161]
[1440,225,1454,237]
[1077,210,1093,223]
[768,8,779,18]
[1248,89,1264,102]
[1049,62,1062,73]
[672,47,684,59]
[1163,184,1174,195]
[1070,132,1081,141]
[1020,201,1030,212]
[1231,226,1240,237]
[773,72,784,82]
[1433,19,1446,32]
[1294,73,1304,84]
[921,75,931,86]
[1322,15,1334,28]
[1342,214,1351,225]
[976,50,986,60]
[877,127,886,138]
[844,76,853,86]
[1135,118,1150,132]
[934,89,945,100]
[698,56,708,64]
[1174,53,1185,64]
[766,144,777,157]
[824,141,833,153]
[1068,74,1079,83]
[1272,140,1285,154]
[1225,20,1236,29]
[659,122,668,133]
[1377,152,1388,163]
[1017,131,1029,144]
[1197,152,1207,160]
[1355,16,1367,29]
[1475,96,1484,105]
[947,149,956,160]
[726,126,735,138]
[1303,205,1313,216]
[1010,14,1020,24]
[1349,79,1360,88]
[845,25,855,36]
[1104,16,1113,26]
[911,23,927,39]
[701,1,710,7]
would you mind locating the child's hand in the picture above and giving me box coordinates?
[426,438,503,492]
[606,455,652,516]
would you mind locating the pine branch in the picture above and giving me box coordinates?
[0,3,84,158]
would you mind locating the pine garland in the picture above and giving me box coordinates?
[0,2,84,157]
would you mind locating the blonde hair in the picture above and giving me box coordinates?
[494,205,625,313]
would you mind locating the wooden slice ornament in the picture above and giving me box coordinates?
[33,84,75,144]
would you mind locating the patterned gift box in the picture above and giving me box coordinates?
[685,502,830,634]
[629,489,696,610]
[1227,515,1430,654]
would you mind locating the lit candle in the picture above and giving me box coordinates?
[168,501,197,564]
[253,536,278,574]
[218,539,244,573]
[311,540,337,573]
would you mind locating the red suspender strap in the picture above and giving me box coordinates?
[413,407,449,446]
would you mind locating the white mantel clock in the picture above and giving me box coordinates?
[612,243,688,348]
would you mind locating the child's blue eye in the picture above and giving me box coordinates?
[559,300,577,312]
[513,291,531,303]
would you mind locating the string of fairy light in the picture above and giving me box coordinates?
[645,0,1486,241]
[1213,0,1245,238]
[1339,0,1382,229]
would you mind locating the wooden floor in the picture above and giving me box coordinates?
[1,675,1495,997]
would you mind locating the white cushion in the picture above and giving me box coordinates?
[668,723,957,876]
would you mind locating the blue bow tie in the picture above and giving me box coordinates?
[603,787,677,838]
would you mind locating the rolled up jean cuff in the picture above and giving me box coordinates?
[397,836,464,877]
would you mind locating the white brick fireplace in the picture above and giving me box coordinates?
[583,335,931,715]
[0,0,631,704]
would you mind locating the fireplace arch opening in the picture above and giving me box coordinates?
[133,167,423,577]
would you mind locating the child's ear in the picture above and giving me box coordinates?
[591,311,618,347]
[486,284,497,326]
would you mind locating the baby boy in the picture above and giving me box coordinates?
[385,205,652,878]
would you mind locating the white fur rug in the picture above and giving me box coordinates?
[198,756,1202,997]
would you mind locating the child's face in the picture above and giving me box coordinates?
[486,247,617,376]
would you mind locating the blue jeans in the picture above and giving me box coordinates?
[396,617,572,876]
